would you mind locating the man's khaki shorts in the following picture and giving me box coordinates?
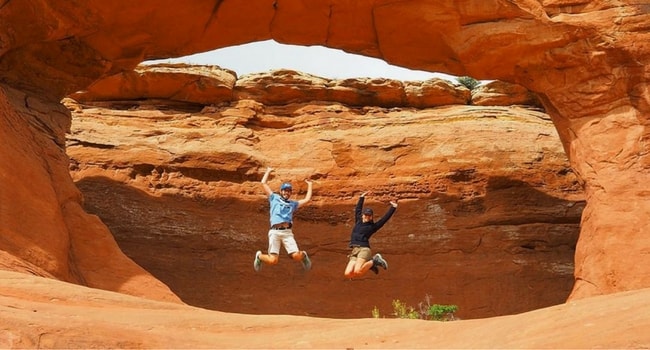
[348,246,372,261]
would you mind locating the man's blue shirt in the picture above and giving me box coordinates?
[269,192,299,226]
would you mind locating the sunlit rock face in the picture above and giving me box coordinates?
[63,66,583,319]
[1,0,649,315]
[0,83,181,304]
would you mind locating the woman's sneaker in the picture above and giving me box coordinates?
[253,251,262,272]
[373,253,388,270]
[301,251,312,271]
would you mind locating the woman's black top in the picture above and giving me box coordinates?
[348,196,396,248]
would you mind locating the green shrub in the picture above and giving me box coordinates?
[371,295,459,321]
[418,294,458,321]
[426,304,458,321]
[456,76,481,90]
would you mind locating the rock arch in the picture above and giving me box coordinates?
[1,1,648,301]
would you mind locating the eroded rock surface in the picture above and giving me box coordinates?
[1,1,649,347]
[0,85,180,304]
[2,1,649,302]
[63,66,583,319]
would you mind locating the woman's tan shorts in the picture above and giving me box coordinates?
[348,246,372,261]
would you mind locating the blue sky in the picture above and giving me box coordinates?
[146,40,456,82]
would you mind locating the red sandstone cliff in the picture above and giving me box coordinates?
[2,0,648,302]
[63,65,582,320]
[1,1,649,348]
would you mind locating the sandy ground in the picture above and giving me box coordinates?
[0,269,648,349]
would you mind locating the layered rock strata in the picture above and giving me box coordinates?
[1,0,649,316]
[65,66,583,319]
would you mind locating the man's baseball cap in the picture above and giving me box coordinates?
[363,208,373,215]
[280,182,293,191]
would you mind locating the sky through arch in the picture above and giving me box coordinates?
[145,39,457,82]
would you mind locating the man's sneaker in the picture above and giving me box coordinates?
[373,253,388,270]
[370,265,379,274]
[253,250,262,272]
[301,251,312,271]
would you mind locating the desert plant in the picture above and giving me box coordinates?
[456,76,481,90]
[371,306,380,319]
[417,294,458,321]
[392,299,420,319]
[426,304,458,321]
[372,295,459,321]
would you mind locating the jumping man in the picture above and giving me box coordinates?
[254,167,313,272]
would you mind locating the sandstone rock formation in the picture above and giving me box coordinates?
[0,85,180,304]
[1,0,649,347]
[2,1,649,302]
[472,80,542,108]
[65,65,583,320]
